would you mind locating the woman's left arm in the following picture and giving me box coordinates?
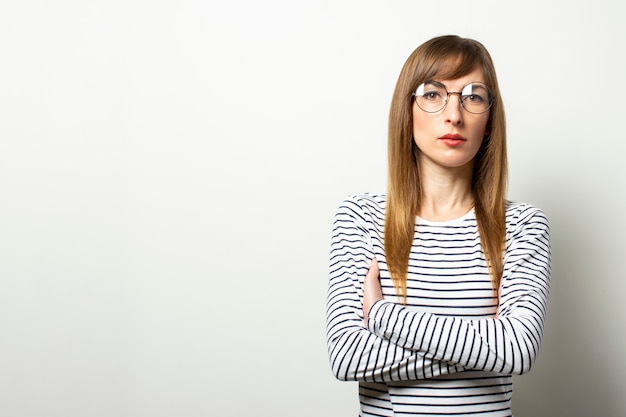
[366,207,551,375]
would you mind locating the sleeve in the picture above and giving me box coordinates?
[366,206,551,375]
[326,197,466,382]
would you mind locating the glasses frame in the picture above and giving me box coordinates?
[412,81,494,114]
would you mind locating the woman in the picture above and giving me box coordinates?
[326,35,550,416]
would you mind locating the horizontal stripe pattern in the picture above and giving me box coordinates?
[326,194,551,416]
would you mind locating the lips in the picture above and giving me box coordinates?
[439,133,467,147]
[439,134,466,141]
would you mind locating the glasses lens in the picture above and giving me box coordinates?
[414,82,447,113]
[460,83,492,114]
[413,82,494,114]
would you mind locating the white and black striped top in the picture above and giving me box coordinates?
[326,194,551,416]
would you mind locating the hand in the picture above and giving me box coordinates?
[363,258,383,325]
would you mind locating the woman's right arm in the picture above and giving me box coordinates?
[326,198,465,382]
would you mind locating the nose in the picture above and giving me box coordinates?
[443,93,463,125]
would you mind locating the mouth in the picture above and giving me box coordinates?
[439,134,466,141]
[439,134,467,147]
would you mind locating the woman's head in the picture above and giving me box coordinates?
[385,35,508,298]
[388,34,506,208]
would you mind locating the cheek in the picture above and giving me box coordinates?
[411,109,433,139]
[479,114,490,135]
[412,110,423,133]
[469,116,489,139]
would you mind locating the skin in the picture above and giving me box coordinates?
[363,67,491,325]
[363,258,382,323]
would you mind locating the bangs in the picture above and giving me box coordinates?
[413,38,486,85]
[430,53,480,80]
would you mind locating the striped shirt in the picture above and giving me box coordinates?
[326,194,551,416]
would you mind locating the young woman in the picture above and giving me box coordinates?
[326,35,551,416]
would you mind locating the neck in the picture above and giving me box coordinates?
[417,162,474,222]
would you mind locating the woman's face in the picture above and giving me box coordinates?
[412,66,490,173]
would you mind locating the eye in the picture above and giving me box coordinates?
[463,93,485,103]
[415,82,446,102]
[423,90,443,101]
[461,83,490,103]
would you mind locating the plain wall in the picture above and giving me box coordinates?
[1,1,625,416]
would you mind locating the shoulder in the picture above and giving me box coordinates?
[505,200,550,237]
[335,193,386,226]
[340,193,386,211]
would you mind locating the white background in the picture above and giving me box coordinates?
[1,1,625,416]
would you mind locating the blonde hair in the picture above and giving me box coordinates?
[385,35,507,300]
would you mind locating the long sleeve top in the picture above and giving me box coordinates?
[326,194,551,416]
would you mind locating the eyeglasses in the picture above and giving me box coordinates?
[412,81,494,114]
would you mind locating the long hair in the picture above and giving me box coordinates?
[385,35,508,300]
